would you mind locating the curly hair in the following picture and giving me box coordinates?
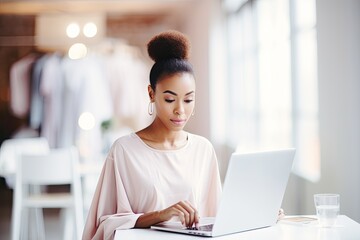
[147,30,194,91]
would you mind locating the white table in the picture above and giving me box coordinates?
[115,215,360,240]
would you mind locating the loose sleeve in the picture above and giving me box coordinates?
[199,146,222,217]
[82,145,142,240]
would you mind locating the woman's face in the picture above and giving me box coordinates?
[151,72,195,131]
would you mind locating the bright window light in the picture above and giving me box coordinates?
[224,0,319,182]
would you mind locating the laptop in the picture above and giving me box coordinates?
[151,148,295,237]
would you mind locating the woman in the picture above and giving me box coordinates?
[82,30,222,240]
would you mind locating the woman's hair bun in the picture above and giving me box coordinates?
[147,30,190,62]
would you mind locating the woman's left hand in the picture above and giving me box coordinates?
[278,208,285,221]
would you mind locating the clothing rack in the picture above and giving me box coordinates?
[9,40,151,158]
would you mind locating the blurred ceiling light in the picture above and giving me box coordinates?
[68,43,87,60]
[78,112,95,130]
[66,22,80,38]
[83,22,98,38]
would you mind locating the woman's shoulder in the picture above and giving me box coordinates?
[112,132,139,145]
[105,133,146,162]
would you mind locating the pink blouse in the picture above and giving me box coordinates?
[82,132,222,240]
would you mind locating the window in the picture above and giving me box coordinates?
[223,0,320,181]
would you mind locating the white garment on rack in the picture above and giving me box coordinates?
[103,48,150,130]
[60,53,113,161]
[30,54,49,129]
[40,53,63,148]
[9,54,38,118]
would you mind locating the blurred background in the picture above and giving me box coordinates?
[0,0,359,238]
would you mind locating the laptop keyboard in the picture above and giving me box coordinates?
[187,224,214,232]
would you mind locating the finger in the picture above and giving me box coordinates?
[180,201,197,227]
[174,204,190,227]
[277,208,285,221]
[182,201,198,227]
[190,204,200,229]
[194,210,200,228]
[169,207,186,225]
[177,210,186,226]
[278,208,285,216]
[161,205,186,224]
[185,201,199,227]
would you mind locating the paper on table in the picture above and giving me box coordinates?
[279,216,318,226]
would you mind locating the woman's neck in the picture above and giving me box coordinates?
[136,122,188,150]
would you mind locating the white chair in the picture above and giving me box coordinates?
[0,137,50,188]
[11,146,84,240]
[0,137,50,239]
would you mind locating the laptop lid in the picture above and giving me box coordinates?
[211,148,295,237]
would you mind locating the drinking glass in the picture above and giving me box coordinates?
[314,193,340,227]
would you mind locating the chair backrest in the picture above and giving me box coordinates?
[0,137,50,177]
[18,146,79,186]
[13,146,84,240]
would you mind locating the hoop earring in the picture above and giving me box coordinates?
[148,102,154,116]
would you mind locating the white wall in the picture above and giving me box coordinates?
[180,0,212,139]
[306,0,360,221]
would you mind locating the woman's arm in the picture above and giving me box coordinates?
[83,146,141,239]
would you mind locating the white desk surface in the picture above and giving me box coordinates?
[114,215,360,240]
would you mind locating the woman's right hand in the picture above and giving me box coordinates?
[159,200,200,228]
[135,200,199,228]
